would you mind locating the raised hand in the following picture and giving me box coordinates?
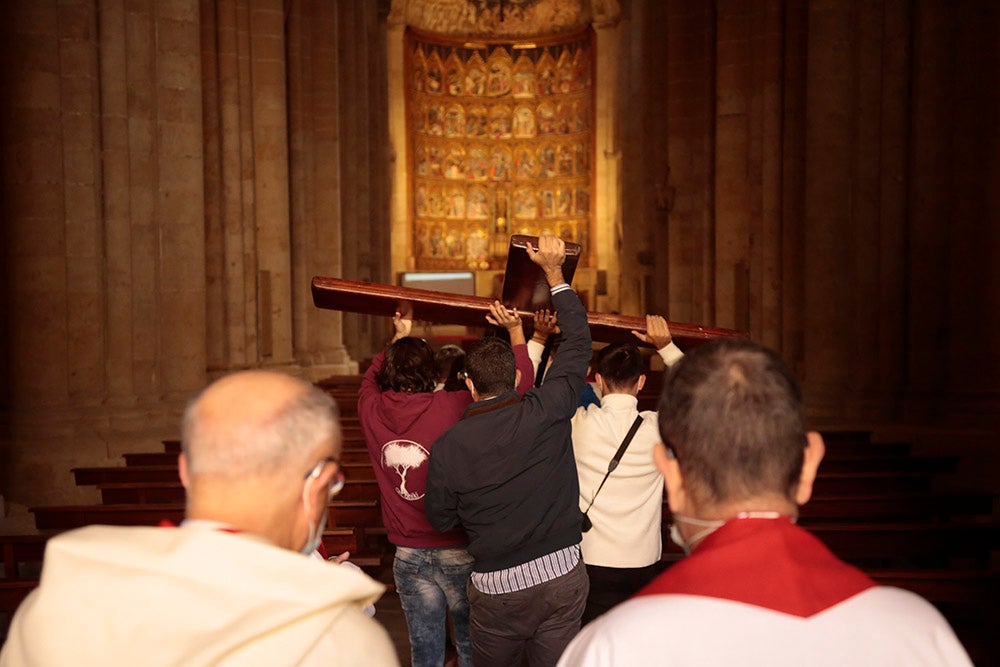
[525,234,566,286]
[486,301,525,345]
[532,309,560,343]
[631,314,672,349]
[392,304,413,342]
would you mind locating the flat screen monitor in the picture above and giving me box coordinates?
[399,271,476,296]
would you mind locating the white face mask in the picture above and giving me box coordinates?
[668,514,725,555]
[300,480,329,556]
[669,511,786,555]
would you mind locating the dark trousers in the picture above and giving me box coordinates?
[467,559,589,667]
[581,562,664,625]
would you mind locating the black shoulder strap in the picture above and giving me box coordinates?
[607,414,644,473]
[582,414,645,516]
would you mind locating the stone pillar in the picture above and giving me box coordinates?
[336,2,391,364]
[593,11,624,314]
[801,0,912,422]
[386,7,409,280]
[286,0,359,378]
[249,0,294,367]
[664,0,716,327]
[802,0,856,417]
[0,0,205,512]
[906,0,1000,423]
[202,0,293,374]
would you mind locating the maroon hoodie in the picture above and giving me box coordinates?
[358,342,534,548]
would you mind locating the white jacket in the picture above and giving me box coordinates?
[572,393,664,567]
[1,524,398,667]
[566,342,683,568]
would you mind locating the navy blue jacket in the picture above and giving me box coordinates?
[425,287,591,572]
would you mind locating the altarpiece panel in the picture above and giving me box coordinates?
[406,27,595,271]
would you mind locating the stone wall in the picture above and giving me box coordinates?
[0,0,996,513]
[0,0,380,513]
[0,0,207,511]
[616,0,1000,426]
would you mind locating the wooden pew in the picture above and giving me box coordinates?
[157,440,371,465]
[811,471,933,496]
[1,534,49,580]
[801,521,1000,569]
[658,493,994,524]
[658,508,999,568]
[868,568,1000,605]
[797,493,995,522]
[98,478,381,504]
[72,465,180,485]
[818,455,958,474]
[31,500,381,531]
[0,580,38,614]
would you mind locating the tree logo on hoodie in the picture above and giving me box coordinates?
[382,439,430,500]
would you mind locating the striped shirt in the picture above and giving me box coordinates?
[471,544,581,594]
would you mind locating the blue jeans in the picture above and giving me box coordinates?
[393,546,474,667]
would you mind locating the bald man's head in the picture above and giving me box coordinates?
[181,371,340,481]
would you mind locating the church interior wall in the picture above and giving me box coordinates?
[1,0,997,513]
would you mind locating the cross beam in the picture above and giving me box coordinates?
[311,276,749,348]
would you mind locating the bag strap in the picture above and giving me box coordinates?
[582,414,645,516]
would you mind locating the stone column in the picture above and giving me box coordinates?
[286,0,359,378]
[0,0,205,512]
[203,0,294,374]
[593,10,624,314]
[336,2,391,364]
[664,0,716,326]
[386,6,409,279]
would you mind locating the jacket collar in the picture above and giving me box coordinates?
[464,391,520,418]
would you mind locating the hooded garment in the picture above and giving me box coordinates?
[0,523,399,667]
[358,343,534,548]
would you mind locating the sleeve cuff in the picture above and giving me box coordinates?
[657,341,685,367]
[550,283,571,295]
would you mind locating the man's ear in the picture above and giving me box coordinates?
[178,452,190,490]
[594,373,605,396]
[654,442,687,514]
[795,431,826,506]
[464,376,479,401]
[515,368,522,389]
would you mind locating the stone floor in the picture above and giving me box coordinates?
[373,588,414,666]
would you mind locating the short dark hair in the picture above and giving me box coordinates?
[595,343,644,391]
[465,337,516,397]
[376,337,437,393]
[435,344,466,391]
[657,339,806,506]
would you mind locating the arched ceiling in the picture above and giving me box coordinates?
[389,0,621,38]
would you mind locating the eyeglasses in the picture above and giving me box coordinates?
[305,456,346,500]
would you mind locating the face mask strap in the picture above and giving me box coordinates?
[300,470,328,555]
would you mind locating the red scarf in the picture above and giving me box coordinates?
[635,518,876,618]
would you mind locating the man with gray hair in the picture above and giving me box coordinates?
[1,370,398,667]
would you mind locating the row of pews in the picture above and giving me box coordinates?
[3,375,999,660]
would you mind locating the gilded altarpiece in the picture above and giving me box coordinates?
[406,28,595,270]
